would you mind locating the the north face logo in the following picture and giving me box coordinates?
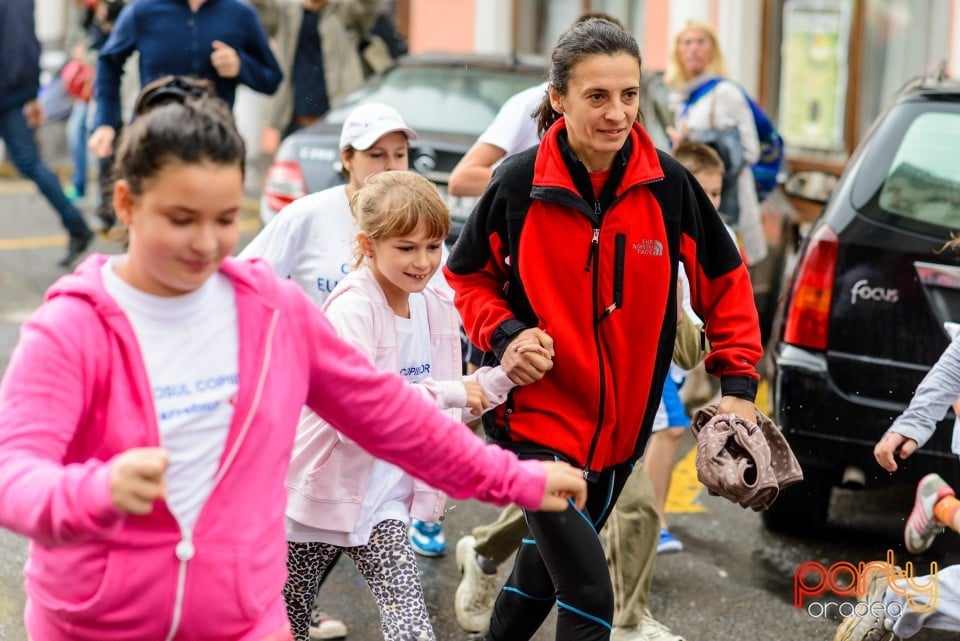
[633,240,663,256]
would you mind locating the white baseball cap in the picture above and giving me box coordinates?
[338,103,418,151]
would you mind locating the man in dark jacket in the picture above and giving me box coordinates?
[0,0,94,266]
[88,0,283,157]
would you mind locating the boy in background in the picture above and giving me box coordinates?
[644,142,729,554]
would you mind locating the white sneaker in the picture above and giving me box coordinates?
[611,626,645,640]
[640,609,684,641]
[454,535,500,632]
[834,566,895,641]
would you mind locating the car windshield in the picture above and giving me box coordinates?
[325,64,546,137]
[877,111,960,229]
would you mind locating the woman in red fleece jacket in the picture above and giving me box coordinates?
[0,83,587,641]
[443,17,763,641]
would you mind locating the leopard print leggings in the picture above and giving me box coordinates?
[284,519,435,641]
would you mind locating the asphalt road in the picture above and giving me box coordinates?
[1,181,959,641]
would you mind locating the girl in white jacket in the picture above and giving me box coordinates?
[281,171,550,641]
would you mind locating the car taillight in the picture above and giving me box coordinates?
[783,224,839,351]
[263,160,307,213]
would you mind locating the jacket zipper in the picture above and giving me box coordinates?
[162,309,280,641]
[581,180,660,478]
[585,202,606,481]
[585,226,600,271]
[585,200,601,271]
[164,530,193,641]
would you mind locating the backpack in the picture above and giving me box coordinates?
[684,78,784,202]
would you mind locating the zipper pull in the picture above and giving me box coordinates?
[583,467,590,480]
[175,530,195,561]
[598,303,617,322]
[585,227,600,271]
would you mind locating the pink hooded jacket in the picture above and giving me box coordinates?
[0,255,546,641]
[286,267,516,533]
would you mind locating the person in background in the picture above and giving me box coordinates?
[643,142,726,555]
[359,3,407,76]
[62,0,97,205]
[64,0,126,231]
[261,0,373,148]
[0,0,95,266]
[664,19,767,267]
[447,80,545,198]
[0,83,587,641]
[87,0,283,159]
[445,17,761,641]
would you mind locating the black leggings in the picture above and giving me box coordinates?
[485,453,631,641]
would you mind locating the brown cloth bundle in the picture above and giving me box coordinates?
[690,405,803,511]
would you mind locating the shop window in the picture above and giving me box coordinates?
[856,0,950,141]
[778,0,854,152]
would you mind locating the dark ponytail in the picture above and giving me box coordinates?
[115,93,246,195]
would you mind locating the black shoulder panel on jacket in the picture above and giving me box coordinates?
[446,145,539,276]
[648,150,742,281]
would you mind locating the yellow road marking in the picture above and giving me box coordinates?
[756,378,772,416]
[0,218,261,251]
[0,234,66,250]
[665,444,707,514]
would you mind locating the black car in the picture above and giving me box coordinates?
[259,52,548,231]
[766,74,960,534]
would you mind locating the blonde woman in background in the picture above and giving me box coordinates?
[665,19,767,267]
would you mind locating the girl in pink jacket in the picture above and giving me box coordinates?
[0,85,586,641]
[282,171,547,641]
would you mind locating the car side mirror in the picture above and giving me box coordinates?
[783,170,839,205]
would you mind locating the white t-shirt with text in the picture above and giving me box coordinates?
[102,257,238,532]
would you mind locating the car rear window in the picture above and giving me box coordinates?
[864,107,960,232]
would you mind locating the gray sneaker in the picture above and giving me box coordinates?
[640,609,684,641]
[904,473,953,554]
[833,566,896,641]
[454,535,500,632]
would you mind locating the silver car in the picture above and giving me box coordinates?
[259,52,549,237]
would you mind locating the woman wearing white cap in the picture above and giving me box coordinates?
[241,102,421,307]
[241,102,431,641]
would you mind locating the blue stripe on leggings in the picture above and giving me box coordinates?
[521,537,537,545]
[566,497,596,530]
[556,599,612,629]
[555,453,599,532]
[503,586,554,601]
